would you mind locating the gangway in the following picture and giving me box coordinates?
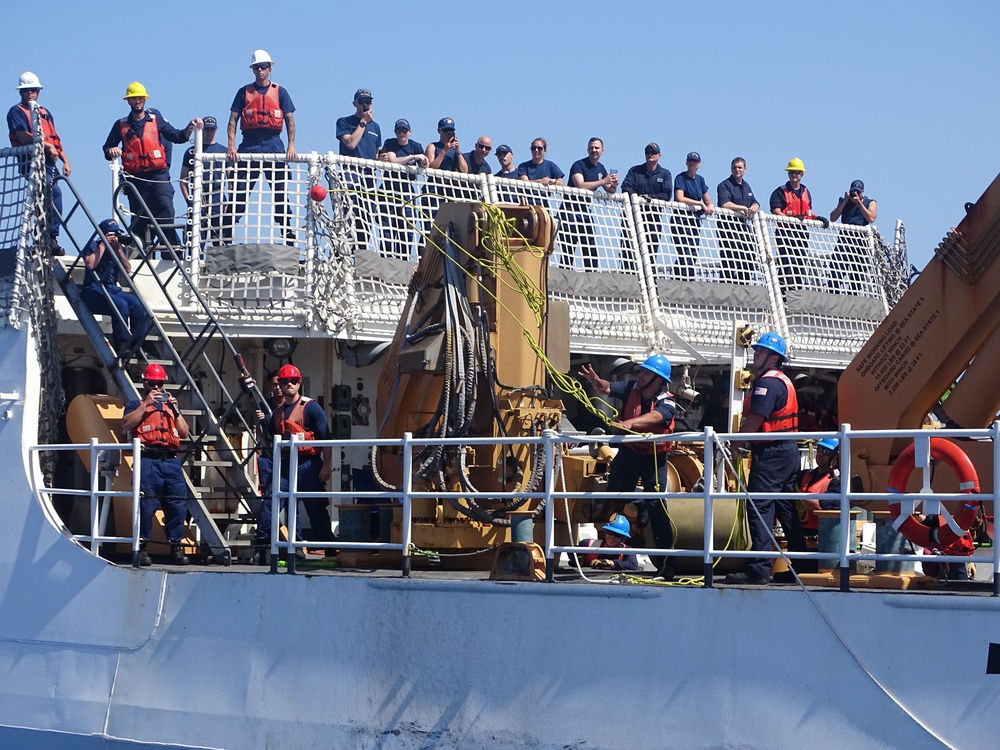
[51,175,271,564]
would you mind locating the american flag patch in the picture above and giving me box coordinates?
[754,387,768,395]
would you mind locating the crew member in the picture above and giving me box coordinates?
[7,71,70,254]
[253,364,334,563]
[578,514,639,571]
[727,332,804,585]
[121,364,191,566]
[103,82,201,249]
[769,158,820,291]
[578,354,677,579]
[797,438,841,537]
[828,179,878,294]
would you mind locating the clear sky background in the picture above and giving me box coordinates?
[4,0,997,270]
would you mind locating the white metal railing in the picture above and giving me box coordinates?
[32,438,144,563]
[32,425,999,592]
[139,149,905,366]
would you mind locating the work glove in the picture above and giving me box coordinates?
[590,559,615,570]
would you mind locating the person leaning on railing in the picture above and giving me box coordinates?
[671,151,714,281]
[716,157,760,283]
[621,142,672,273]
[577,354,678,580]
[768,158,829,292]
[828,179,878,295]
[376,118,427,260]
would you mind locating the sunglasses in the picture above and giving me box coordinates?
[278,378,300,385]
[252,64,271,71]
[788,170,803,176]
[530,145,545,152]
[476,143,492,151]
[645,151,658,156]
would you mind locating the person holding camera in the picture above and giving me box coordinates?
[79,219,149,356]
[426,117,468,173]
[336,88,383,248]
[121,364,191,566]
[829,179,877,294]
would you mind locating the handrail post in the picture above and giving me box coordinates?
[269,437,282,573]
[89,438,100,554]
[287,434,301,574]
[131,439,142,567]
[401,433,413,578]
[839,424,852,591]
[703,427,716,587]
[992,422,1000,597]
[544,430,558,582]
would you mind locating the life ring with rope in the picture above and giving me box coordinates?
[887,438,980,551]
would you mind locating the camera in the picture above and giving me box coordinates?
[850,190,860,198]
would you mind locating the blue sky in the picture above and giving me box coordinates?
[5,1,997,269]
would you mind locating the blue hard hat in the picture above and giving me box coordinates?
[753,332,788,361]
[817,438,839,452]
[603,514,631,539]
[639,354,672,382]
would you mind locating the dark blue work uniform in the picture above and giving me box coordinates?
[80,235,149,349]
[716,175,759,283]
[562,157,610,270]
[832,194,875,293]
[103,108,190,246]
[125,398,189,544]
[671,171,710,280]
[605,379,677,575]
[7,104,63,239]
[744,372,804,581]
[379,137,424,259]
[256,397,334,545]
[622,163,673,271]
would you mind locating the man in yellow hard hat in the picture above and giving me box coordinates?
[103,82,202,252]
[768,158,822,291]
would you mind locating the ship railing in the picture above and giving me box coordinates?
[266,425,999,592]
[161,148,900,365]
[30,438,145,565]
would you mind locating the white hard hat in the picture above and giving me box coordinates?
[16,71,43,90]
[249,50,274,68]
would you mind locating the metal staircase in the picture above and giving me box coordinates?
[52,176,271,564]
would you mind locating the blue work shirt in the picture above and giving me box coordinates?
[230,84,295,152]
[516,159,564,182]
[568,158,609,190]
[717,176,758,208]
[674,172,709,201]
[80,236,123,288]
[337,115,382,160]
[839,196,874,226]
[621,164,672,201]
[463,151,493,175]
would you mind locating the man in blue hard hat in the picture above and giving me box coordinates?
[577,514,638,571]
[727,332,804,585]
[578,353,678,579]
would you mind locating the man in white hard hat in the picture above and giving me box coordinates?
[225,50,297,244]
[103,82,202,252]
[7,72,71,254]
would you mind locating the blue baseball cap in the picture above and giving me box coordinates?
[394,119,411,132]
[850,179,864,192]
[437,117,456,130]
[686,151,701,162]
[354,88,372,101]
[99,219,124,235]
[495,144,512,155]
[203,116,218,128]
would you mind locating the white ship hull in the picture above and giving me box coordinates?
[1,324,998,750]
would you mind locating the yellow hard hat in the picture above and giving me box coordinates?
[122,82,149,100]
[785,157,806,173]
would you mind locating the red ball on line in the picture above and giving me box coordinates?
[310,185,328,202]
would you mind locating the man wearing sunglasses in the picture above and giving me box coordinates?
[224,50,297,244]
[8,71,70,255]
[621,142,672,273]
[252,364,334,562]
[337,88,383,248]
[121,364,191,566]
[769,157,820,291]
[463,136,494,176]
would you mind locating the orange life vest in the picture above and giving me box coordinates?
[780,185,814,218]
[622,383,676,454]
[9,104,62,153]
[119,114,167,173]
[240,84,284,131]
[133,403,182,450]
[797,469,833,531]
[743,369,799,432]
[579,538,631,564]
[273,397,321,457]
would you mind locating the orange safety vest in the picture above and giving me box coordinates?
[580,538,631,565]
[273,397,321,457]
[780,185,814,218]
[743,369,799,433]
[240,84,284,131]
[133,403,182,450]
[119,114,167,173]
[9,104,62,153]
[797,469,833,531]
[622,383,676,454]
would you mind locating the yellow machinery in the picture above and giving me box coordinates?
[839,173,1000,495]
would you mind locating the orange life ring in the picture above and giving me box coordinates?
[887,438,980,551]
